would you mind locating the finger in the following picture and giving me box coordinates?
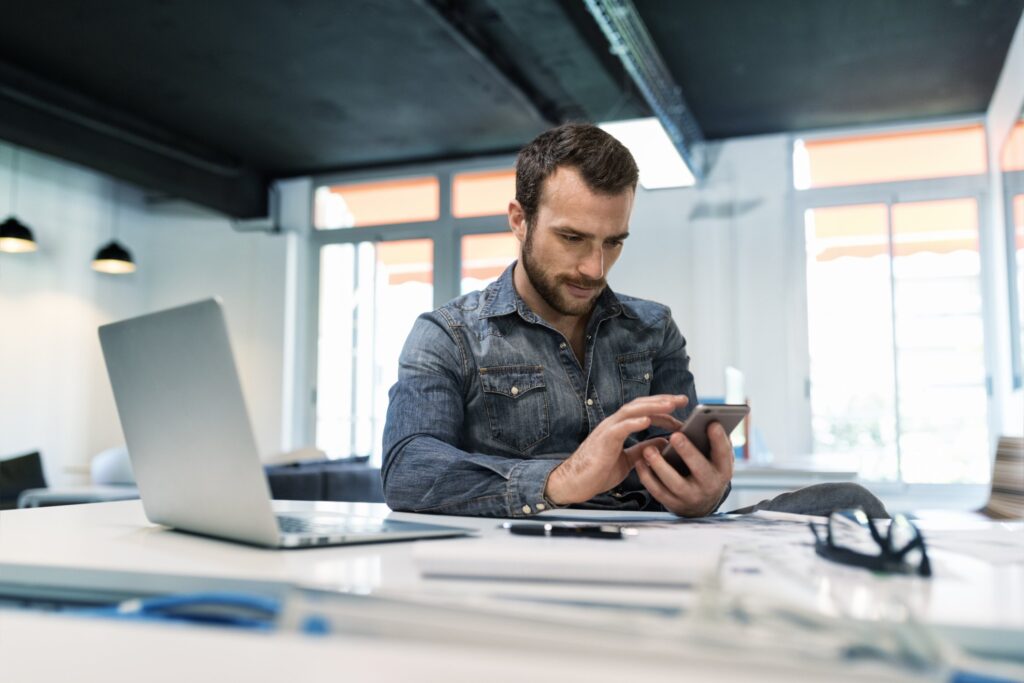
[640,442,699,499]
[623,437,669,466]
[707,422,736,478]
[633,436,670,451]
[606,415,653,441]
[635,456,686,510]
[616,395,689,419]
[648,413,684,432]
[672,431,716,484]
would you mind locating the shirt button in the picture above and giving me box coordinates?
[536,503,546,511]
[586,398,594,406]
[644,372,650,380]
[521,505,532,515]
[510,386,519,396]
[559,342,567,349]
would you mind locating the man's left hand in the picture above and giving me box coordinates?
[633,422,734,517]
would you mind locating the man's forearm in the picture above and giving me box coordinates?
[383,434,563,517]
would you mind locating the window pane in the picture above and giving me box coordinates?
[461,232,518,294]
[1015,194,1024,385]
[805,204,898,480]
[452,169,516,218]
[796,125,986,189]
[316,239,433,464]
[1001,121,1024,172]
[314,177,440,229]
[890,199,987,483]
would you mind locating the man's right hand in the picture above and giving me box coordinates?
[544,395,688,506]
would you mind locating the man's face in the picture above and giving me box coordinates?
[511,166,634,318]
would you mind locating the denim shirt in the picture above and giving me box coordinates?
[382,262,703,517]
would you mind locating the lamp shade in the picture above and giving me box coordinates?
[92,240,136,274]
[0,216,38,253]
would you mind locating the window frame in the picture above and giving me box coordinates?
[299,154,517,455]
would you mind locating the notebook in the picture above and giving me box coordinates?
[98,298,473,548]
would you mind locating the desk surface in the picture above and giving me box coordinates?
[1,501,1022,681]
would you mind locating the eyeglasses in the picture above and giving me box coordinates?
[809,508,932,578]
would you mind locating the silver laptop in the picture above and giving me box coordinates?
[98,298,474,548]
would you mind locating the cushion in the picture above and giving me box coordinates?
[0,451,47,509]
[265,459,384,503]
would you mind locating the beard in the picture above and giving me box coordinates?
[520,227,606,317]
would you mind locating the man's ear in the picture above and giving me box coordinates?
[508,200,527,244]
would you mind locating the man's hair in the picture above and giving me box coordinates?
[515,123,639,228]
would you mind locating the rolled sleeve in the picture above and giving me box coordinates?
[506,458,564,517]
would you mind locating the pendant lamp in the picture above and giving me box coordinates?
[0,148,38,253]
[0,216,38,253]
[91,239,136,274]
[92,182,136,274]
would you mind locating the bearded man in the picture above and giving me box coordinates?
[381,123,887,520]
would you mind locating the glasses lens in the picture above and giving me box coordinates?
[828,508,879,555]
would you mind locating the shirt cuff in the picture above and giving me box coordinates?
[506,458,563,517]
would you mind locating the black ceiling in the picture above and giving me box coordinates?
[0,0,1020,218]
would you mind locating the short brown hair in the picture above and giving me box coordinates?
[515,123,638,228]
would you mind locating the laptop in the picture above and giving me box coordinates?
[98,298,474,548]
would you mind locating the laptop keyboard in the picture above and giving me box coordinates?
[277,515,325,534]
[276,513,389,535]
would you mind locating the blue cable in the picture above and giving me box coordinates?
[76,591,280,630]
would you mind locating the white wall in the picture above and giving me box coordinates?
[0,144,289,486]
[613,134,809,461]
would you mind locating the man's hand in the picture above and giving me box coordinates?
[544,395,688,506]
[634,422,734,517]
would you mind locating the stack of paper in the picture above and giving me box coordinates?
[414,528,724,586]
[982,436,1024,519]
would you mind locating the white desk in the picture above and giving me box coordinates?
[0,501,1022,682]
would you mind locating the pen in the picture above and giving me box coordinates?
[501,522,629,539]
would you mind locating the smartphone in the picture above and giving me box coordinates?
[660,403,749,476]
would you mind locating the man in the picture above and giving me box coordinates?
[382,123,886,519]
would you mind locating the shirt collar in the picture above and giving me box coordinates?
[478,261,636,322]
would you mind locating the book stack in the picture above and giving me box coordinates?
[981,436,1024,519]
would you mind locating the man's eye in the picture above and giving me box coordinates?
[606,240,623,248]
[562,234,582,243]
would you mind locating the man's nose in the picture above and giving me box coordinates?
[578,245,604,282]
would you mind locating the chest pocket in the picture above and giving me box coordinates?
[617,352,653,406]
[479,365,551,453]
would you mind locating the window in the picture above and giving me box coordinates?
[460,232,518,294]
[796,122,993,484]
[794,125,986,189]
[314,176,440,229]
[452,169,516,218]
[804,199,988,483]
[316,240,433,462]
[309,159,516,464]
[805,204,897,480]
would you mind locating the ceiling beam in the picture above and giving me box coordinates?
[583,0,707,179]
[0,61,267,218]
[422,0,562,126]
